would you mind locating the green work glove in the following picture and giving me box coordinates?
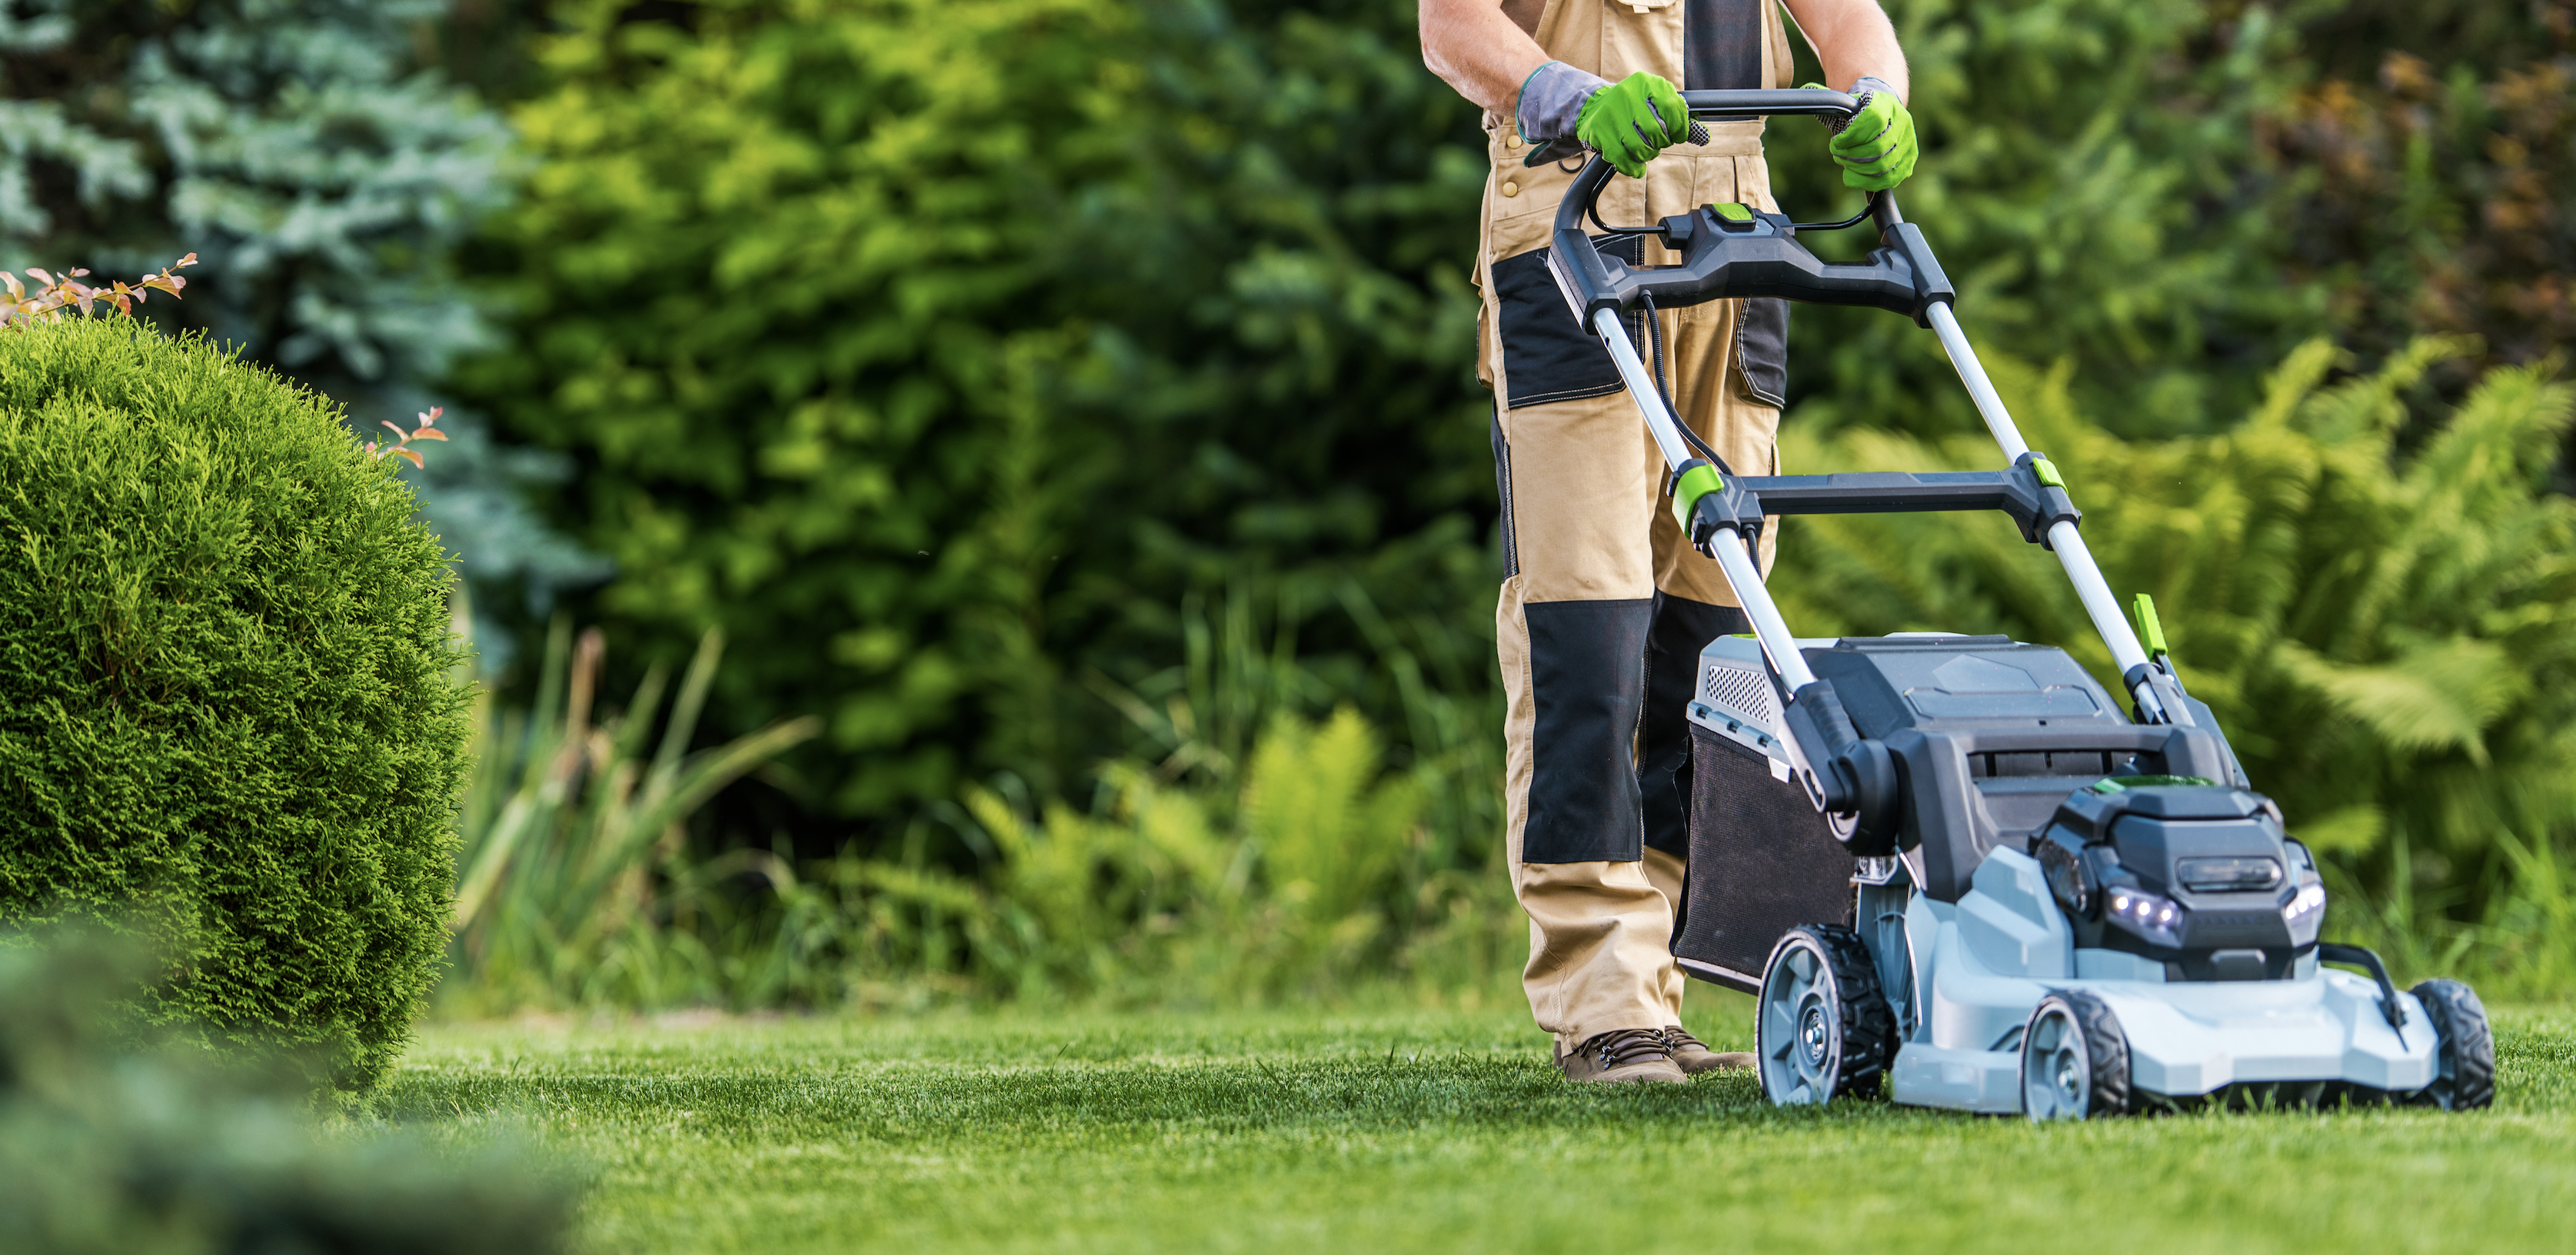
[1576,72,1690,178]
[1809,78,1916,191]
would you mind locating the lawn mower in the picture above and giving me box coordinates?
[1548,88,2495,1118]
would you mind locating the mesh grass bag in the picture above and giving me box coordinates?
[0,318,468,1094]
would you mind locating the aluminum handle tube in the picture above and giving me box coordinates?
[1926,301,2161,698]
[2047,521,2152,680]
[1926,302,2030,463]
[1591,308,1821,693]
[1708,530,1822,692]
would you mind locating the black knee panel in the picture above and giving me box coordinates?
[1523,598,1654,863]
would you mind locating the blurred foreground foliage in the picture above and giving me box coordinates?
[0,934,572,1255]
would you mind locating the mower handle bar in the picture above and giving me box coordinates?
[1552,89,2195,817]
[1543,90,1872,239]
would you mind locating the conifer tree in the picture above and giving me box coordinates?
[0,0,598,631]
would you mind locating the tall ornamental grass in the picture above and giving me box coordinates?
[437,599,1519,1013]
[443,614,820,1015]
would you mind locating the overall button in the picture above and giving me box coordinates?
[1504,132,1523,150]
[1501,180,1520,198]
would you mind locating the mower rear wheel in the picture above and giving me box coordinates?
[2406,979,2495,1111]
[1757,924,1895,1106]
[2022,990,2131,1121]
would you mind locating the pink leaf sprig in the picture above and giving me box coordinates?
[1,254,195,327]
[365,406,449,470]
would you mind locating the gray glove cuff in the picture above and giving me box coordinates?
[1828,76,1902,135]
[1516,60,1609,145]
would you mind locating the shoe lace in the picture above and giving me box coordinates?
[1586,1028,1673,1070]
[1662,1027,1709,1053]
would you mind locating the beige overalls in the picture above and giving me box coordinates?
[1477,0,1797,1048]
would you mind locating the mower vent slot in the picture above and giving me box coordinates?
[1967,750,2158,779]
[1702,664,1779,727]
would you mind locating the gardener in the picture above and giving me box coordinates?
[1419,0,1918,1084]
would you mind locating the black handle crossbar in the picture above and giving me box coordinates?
[1738,471,2029,514]
[1682,455,2082,550]
[1543,89,1953,327]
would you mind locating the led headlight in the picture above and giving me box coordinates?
[2104,886,2185,948]
[2280,880,2326,941]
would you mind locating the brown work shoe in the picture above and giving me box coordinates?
[1555,1028,1687,1084]
[1662,1025,1756,1074]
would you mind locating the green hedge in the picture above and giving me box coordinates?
[455,0,2572,844]
[454,0,1493,816]
[0,318,469,1094]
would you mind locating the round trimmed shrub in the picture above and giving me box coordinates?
[0,318,468,1094]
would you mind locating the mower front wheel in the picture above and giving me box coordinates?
[1757,924,1895,1106]
[2022,990,2131,1121]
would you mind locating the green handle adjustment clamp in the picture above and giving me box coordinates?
[2132,593,2170,664]
[1670,460,1726,531]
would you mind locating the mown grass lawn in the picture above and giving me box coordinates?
[391,996,2576,1254]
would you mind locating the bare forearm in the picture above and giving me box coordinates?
[1419,0,1551,118]
[1783,0,1909,100]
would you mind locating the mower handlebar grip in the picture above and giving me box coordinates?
[1545,89,1953,328]
[1679,88,1862,122]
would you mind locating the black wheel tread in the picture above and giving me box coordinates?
[2055,988,2132,1117]
[2407,978,2495,1111]
[1802,923,1897,1097]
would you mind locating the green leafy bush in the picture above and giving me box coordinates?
[0,934,574,1255]
[451,0,1493,821]
[461,0,2559,831]
[803,701,1512,1007]
[2266,39,2576,373]
[0,318,470,1093]
[1767,0,2328,437]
